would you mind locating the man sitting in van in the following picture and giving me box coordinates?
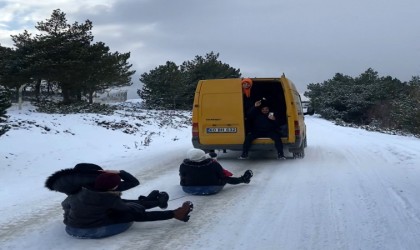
[239,99,286,160]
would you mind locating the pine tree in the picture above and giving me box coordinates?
[180,51,241,103]
[7,9,135,104]
[0,88,11,136]
[139,61,185,109]
[139,52,241,110]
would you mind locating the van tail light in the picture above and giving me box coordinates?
[294,121,300,136]
[192,122,199,137]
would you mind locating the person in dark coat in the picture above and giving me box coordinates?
[46,163,192,238]
[179,149,253,195]
[240,99,285,159]
[45,163,168,209]
[45,163,138,194]
[60,172,193,238]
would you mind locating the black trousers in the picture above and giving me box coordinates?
[242,131,283,154]
[223,177,244,185]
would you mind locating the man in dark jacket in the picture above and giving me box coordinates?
[179,149,253,195]
[46,163,168,209]
[46,163,192,238]
[240,99,285,159]
[61,172,193,238]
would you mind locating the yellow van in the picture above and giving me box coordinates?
[191,74,308,158]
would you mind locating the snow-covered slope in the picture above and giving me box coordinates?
[1,102,420,250]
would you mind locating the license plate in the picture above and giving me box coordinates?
[206,127,237,133]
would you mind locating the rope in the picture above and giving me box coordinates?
[169,194,191,201]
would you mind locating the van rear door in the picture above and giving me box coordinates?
[197,79,245,145]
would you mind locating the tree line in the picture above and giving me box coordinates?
[0,9,135,105]
[1,10,419,137]
[0,87,11,136]
[304,68,420,135]
[0,9,241,135]
[138,51,241,109]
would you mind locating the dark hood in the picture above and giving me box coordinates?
[45,163,103,195]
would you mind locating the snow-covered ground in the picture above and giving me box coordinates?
[1,101,420,250]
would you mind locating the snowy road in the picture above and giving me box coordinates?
[1,115,420,250]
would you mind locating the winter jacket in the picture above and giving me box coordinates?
[62,188,175,228]
[61,188,132,228]
[45,163,139,195]
[247,107,280,133]
[179,158,228,186]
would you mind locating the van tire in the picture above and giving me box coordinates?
[293,144,305,159]
[293,151,305,159]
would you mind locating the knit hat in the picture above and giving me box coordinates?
[241,78,253,98]
[94,173,121,191]
[259,97,269,109]
[242,78,252,86]
[187,148,209,162]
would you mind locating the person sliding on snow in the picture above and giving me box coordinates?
[179,148,253,195]
[45,163,170,209]
[61,172,193,238]
[46,163,193,238]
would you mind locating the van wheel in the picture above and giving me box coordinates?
[293,146,305,159]
[293,151,304,159]
[303,136,307,148]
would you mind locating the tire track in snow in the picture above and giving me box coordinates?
[0,203,62,242]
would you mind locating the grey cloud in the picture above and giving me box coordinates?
[1,0,420,92]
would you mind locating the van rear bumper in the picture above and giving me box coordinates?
[192,136,304,152]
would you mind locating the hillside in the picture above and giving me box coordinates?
[1,101,420,250]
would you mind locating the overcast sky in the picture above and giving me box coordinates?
[1,0,420,92]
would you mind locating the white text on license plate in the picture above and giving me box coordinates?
[206,127,237,133]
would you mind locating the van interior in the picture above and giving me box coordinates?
[242,79,287,134]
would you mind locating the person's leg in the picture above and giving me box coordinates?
[138,190,160,201]
[268,131,284,157]
[137,190,169,209]
[224,177,243,185]
[225,170,253,184]
[241,133,258,157]
[182,186,224,195]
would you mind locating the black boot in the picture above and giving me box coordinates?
[147,190,160,200]
[138,190,160,201]
[241,170,253,184]
[277,152,286,160]
[157,192,169,209]
[239,152,248,159]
